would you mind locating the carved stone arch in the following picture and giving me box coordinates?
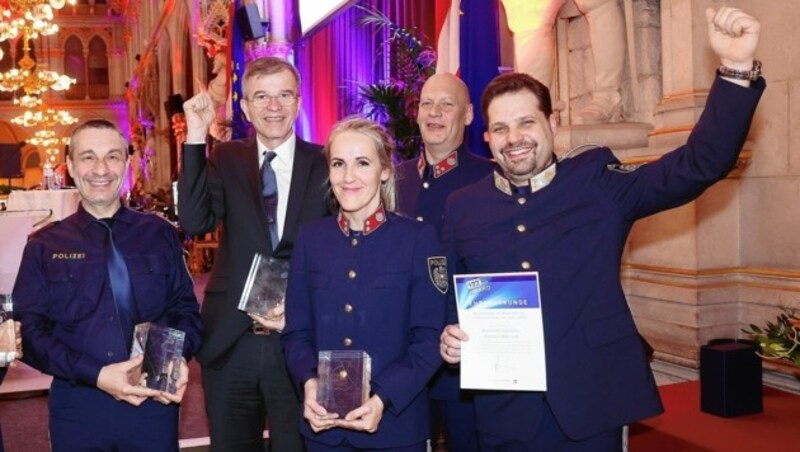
[56,27,113,49]
[88,35,110,99]
[64,35,86,100]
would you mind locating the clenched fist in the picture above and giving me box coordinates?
[183,92,217,142]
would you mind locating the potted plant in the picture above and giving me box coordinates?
[354,6,437,161]
[742,308,800,371]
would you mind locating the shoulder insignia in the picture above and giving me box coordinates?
[606,162,644,173]
[30,220,61,238]
[427,257,448,295]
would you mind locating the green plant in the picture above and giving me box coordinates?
[354,6,436,161]
[742,308,800,367]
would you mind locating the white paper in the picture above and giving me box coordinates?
[454,272,547,391]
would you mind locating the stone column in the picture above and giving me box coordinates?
[623,0,746,370]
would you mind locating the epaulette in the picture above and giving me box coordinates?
[606,162,645,173]
[29,220,61,239]
[559,143,601,161]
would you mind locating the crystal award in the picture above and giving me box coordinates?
[238,253,290,316]
[0,294,16,367]
[129,322,186,394]
[317,350,371,417]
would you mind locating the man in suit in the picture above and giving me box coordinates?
[395,73,492,451]
[181,56,329,451]
[439,7,763,450]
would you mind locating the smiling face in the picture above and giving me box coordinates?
[240,69,300,149]
[417,73,473,160]
[67,127,129,218]
[484,89,557,185]
[328,130,391,228]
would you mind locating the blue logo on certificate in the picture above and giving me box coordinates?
[455,273,540,310]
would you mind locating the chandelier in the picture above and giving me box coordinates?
[12,106,77,128]
[27,128,69,164]
[0,0,75,45]
[0,34,75,94]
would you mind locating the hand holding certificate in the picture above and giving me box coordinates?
[454,272,547,391]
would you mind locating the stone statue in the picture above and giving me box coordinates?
[207,53,232,142]
[502,0,626,125]
[207,53,228,108]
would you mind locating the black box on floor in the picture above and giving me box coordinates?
[700,339,762,417]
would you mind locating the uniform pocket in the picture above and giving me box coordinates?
[307,272,330,289]
[45,263,97,322]
[128,254,171,319]
[372,273,407,288]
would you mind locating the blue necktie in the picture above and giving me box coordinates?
[262,151,279,248]
[98,220,137,349]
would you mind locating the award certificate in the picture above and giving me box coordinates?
[454,272,546,391]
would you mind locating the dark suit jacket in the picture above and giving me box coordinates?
[179,136,330,368]
[443,76,765,441]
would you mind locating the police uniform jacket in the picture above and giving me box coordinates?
[13,205,203,386]
[396,145,494,234]
[282,209,446,449]
[178,138,329,367]
[397,146,492,402]
[442,76,765,441]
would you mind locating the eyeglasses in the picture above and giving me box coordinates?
[247,92,297,107]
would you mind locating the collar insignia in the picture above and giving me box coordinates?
[337,205,388,236]
[493,161,557,196]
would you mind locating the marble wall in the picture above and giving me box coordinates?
[613,0,800,390]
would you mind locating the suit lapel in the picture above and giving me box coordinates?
[280,138,316,250]
[244,137,271,243]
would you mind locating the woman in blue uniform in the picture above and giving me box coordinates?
[282,116,446,451]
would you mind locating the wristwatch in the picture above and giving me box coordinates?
[717,60,762,81]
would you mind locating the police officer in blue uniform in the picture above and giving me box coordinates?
[439,7,764,451]
[283,117,446,451]
[396,73,492,451]
[397,73,493,233]
[13,120,203,451]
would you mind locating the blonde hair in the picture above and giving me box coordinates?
[324,116,397,212]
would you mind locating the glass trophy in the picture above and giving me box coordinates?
[238,253,289,316]
[129,322,186,394]
[0,294,17,367]
[317,350,371,417]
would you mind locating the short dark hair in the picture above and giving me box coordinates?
[68,119,129,159]
[481,73,553,126]
[243,56,301,92]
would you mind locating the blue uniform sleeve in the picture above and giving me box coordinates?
[281,228,319,395]
[178,142,226,236]
[440,211,460,326]
[13,239,104,385]
[600,76,765,220]
[369,225,446,415]
[161,225,204,360]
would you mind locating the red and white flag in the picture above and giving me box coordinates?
[435,0,461,75]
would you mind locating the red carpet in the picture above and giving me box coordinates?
[629,380,800,451]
